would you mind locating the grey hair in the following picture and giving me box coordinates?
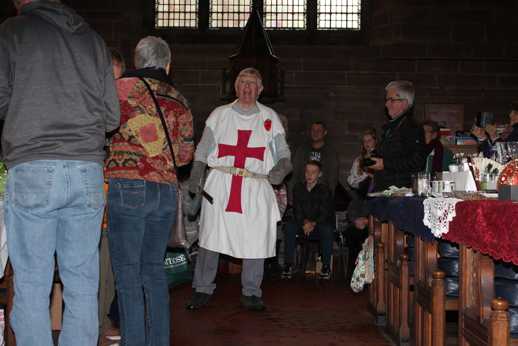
[235,67,263,88]
[385,80,415,107]
[134,36,171,70]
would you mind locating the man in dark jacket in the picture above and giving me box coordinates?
[505,102,518,142]
[0,1,120,345]
[367,80,427,192]
[290,121,339,196]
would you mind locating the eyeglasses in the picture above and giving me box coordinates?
[385,97,405,103]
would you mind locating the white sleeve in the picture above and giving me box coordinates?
[347,157,368,188]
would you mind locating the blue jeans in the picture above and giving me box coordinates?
[284,222,334,267]
[5,160,104,346]
[107,178,176,346]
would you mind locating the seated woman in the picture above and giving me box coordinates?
[471,120,501,159]
[347,129,377,197]
[423,120,454,175]
[282,161,335,280]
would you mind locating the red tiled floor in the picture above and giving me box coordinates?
[171,275,390,346]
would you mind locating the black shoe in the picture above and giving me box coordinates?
[240,294,266,311]
[281,264,293,279]
[186,292,212,310]
[320,265,331,280]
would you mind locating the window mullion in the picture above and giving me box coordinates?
[307,0,317,33]
[199,0,209,31]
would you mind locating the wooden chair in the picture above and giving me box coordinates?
[459,244,515,346]
[413,237,459,346]
[368,216,389,326]
[333,211,350,282]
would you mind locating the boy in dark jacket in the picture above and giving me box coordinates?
[282,161,335,279]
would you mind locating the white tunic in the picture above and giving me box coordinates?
[199,101,283,259]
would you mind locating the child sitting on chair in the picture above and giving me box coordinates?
[282,160,335,279]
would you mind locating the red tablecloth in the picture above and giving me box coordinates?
[444,200,518,265]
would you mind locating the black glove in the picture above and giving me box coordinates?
[268,158,292,185]
[183,190,202,220]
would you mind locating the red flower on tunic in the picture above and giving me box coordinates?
[264,119,272,131]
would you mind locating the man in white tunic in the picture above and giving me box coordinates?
[187,68,292,311]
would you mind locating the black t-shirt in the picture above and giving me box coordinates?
[309,149,322,162]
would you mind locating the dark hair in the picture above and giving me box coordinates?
[422,120,440,133]
[512,102,518,112]
[109,48,126,72]
[311,121,327,130]
[361,128,377,157]
[305,160,322,170]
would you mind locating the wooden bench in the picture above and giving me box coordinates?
[369,216,389,326]
[385,223,411,345]
[414,237,459,346]
[459,245,514,346]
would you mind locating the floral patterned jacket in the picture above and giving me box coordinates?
[105,69,194,184]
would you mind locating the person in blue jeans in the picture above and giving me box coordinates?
[0,1,120,345]
[282,160,335,280]
[105,36,194,345]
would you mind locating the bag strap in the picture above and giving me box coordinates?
[138,77,178,170]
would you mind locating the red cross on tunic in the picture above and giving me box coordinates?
[218,129,266,213]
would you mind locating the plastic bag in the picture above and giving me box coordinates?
[164,249,193,288]
[350,235,374,293]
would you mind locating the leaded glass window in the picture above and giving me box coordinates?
[209,0,253,28]
[264,0,306,30]
[152,0,362,31]
[317,0,361,30]
[155,0,198,28]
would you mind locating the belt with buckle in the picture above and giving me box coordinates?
[213,166,267,179]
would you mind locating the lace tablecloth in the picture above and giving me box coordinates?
[423,197,462,238]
